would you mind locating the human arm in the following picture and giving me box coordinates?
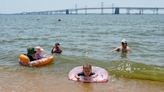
[75,74,80,81]
[91,73,98,78]
[51,47,55,54]
[112,47,120,52]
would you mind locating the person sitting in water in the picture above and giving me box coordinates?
[34,46,44,60]
[51,43,62,54]
[26,47,36,61]
[75,64,97,81]
[26,46,44,61]
[113,39,132,53]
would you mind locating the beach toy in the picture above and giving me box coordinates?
[19,54,54,67]
[68,66,109,83]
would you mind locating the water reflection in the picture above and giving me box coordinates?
[120,52,128,59]
[77,82,93,92]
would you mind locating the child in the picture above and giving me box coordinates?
[27,47,36,61]
[51,43,62,54]
[34,46,44,60]
[76,64,97,81]
[26,46,44,61]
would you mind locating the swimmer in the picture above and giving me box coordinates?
[51,43,62,54]
[75,64,97,81]
[113,39,132,53]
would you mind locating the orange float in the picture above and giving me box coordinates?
[19,54,54,67]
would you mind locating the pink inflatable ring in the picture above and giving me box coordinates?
[68,66,109,83]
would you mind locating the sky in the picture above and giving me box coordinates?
[0,0,164,13]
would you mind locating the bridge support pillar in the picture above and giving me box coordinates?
[115,8,120,14]
[155,8,158,14]
[139,9,143,15]
[66,9,69,14]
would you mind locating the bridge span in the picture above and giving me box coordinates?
[20,7,164,15]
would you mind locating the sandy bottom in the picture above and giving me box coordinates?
[0,71,163,92]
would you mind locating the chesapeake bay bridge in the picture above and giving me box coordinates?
[19,4,164,15]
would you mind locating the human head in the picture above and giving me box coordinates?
[55,43,60,47]
[27,47,36,55]
[35,46,44,53]
[83,64,92,76]
[121,39,127,47]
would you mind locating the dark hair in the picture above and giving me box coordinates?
[121,42,127,45]
[55,43,60,46]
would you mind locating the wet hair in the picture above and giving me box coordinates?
[83,63,92,70]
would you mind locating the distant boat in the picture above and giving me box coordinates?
[58,19,61,21]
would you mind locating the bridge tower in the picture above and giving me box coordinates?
[66,9,69,14]
[115,8,120,14]
[75,4,78,14]
[101,2,104,14]
[85,5,87,15]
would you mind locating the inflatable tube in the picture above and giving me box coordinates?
[19,54,54,67]
[68,66,109,83]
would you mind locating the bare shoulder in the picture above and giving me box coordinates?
[127,46,132,52]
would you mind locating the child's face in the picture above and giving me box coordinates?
[83,68,92,76]
[36,49,42,54]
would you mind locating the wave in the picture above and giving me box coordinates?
[107,60,164,82]
[57,55,164,82]
[0,54,163,82]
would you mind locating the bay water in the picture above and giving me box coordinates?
[0,15,164,92]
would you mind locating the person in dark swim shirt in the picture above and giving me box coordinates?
[76,64,97,81]
[26,47,36,61]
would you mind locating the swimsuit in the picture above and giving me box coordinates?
[77,72,95,77]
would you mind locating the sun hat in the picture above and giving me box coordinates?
[35,46,44,52]
[121,39,127,43]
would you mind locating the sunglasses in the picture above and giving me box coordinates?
[122,42,127,44]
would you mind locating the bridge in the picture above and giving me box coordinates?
[19,7,164,15]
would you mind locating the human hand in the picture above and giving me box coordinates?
[92,74,98,78]
[75,75,80,81]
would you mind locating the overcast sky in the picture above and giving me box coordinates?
[0,0,164,13]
